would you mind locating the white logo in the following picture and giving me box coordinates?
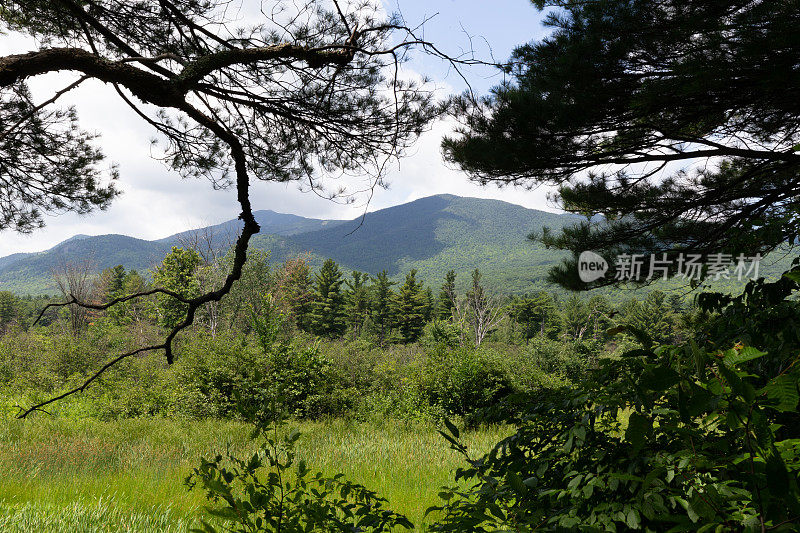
[578,251,608,282]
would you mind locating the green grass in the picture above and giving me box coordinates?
[0,417,508,531]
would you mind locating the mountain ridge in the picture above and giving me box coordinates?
[0,195,573,295]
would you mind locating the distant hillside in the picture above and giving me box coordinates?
[0,235,173,295]
[262,195,574,293]
[0,210,342,294]
[0,196,573,295]
[2,194,790,297]
[159,210,345,244]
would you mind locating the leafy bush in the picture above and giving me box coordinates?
[421,320,461,349]
[429,270,800,531]
[420,345,513,417]
[186,420,412,532]
[523,336,592,380]
[174,330,349,421]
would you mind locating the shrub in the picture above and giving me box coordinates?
[430,270,800,531]
[174,332,349,420]
[186,420,413,532]
[420,345,513,417]
[523,336,591,380]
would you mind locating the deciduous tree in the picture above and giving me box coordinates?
[152,246,201,329]
[466,269,503,346]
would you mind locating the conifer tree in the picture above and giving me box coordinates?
[586,294,613,341]
[98,265,126,303]
[437,270,457,320]
[444,0,800,289]
[274,256,313,331]
[623,290,681,345]
[344,271,370,338]
[97,264,128,324]
[394,269,427,344]
[423,287,435,322]
[370,270,396,346]
[559,295,591,341]
[510,291,557,342]
[308,259,346,338]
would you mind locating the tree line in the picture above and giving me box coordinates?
[0,244,691,356]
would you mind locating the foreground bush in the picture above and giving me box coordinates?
[429,270,800,531]
[186,419,412,533]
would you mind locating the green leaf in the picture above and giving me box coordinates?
[507,472,527,495]
[625,412,652,455]
[762,374,800,411]
[765,445,791,495]
[443,418,460,440]
[783,269,800,283]
[639,365,680,391]
[625,509,640,529]
[723,346,766,367]
[675,496,699,523]
[562,433,574,453]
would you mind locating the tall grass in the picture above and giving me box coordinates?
[0,417,508,531]
[0,499,193,533]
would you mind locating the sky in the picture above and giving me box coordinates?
[0,0,555,257]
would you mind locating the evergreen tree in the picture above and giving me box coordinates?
[586,294,613,341]
[370,270,396,346]
[444,0,800,289]
[509,291,557,342]
[153,247,202,329]
[559,295,590,341]
[344,271,370,338]
[274,255,313,331]
[623,290,681,345]
[308,259,346,338]
[394,269,427,343]
[98,265,126,303]
[97,264,128,324]
[422,287,435,322]
[437,270,457,319]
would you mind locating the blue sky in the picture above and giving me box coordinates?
[384,0,551,94]
[0,1,554,257]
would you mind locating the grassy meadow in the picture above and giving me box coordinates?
[0,417,509,531]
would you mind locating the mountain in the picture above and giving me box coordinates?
[0,235,174,295]
[252,195,574,292]
[0,195,577,295]
[158,210,345,244]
